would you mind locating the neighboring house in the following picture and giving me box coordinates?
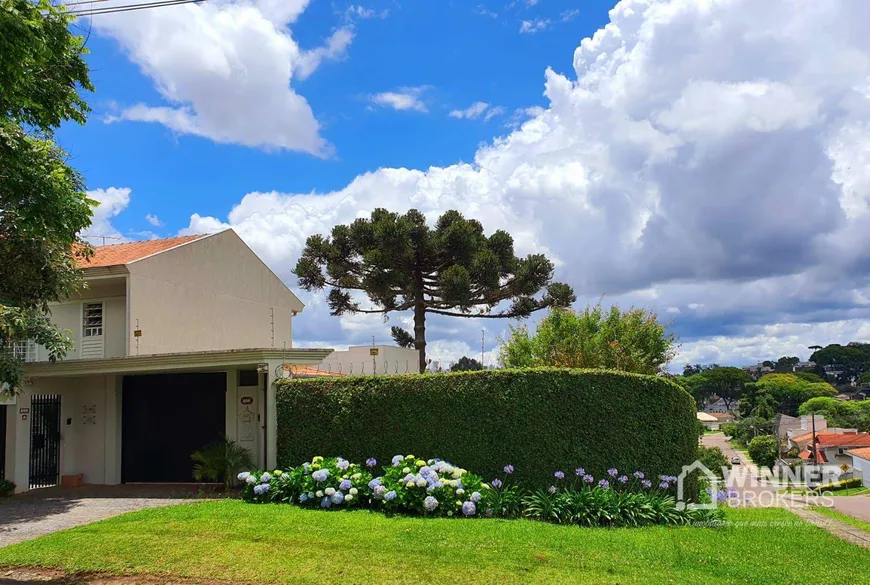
[792,361,816,372]
[742,363,774,379]
[777,414,827,443]
[1,231,333,493]
[319,345,420,375]
[697,411,719,430]
[798,432,870,466]
[847,447,870,488]
[835,389,869,401]
[702,398,734,414]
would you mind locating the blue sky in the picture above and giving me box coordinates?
[64,0,870,369]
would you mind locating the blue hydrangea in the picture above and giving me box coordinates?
[253,484,270,496]
[237,472,250,481]
[391,455,404,467]
[245,475,257,485]
[366,458,377,467]
[339,479,352,491]
[462,501,476,516]
[299,493,308,503]
[336,458,350,471]
[312,469,330,482]
[368,477,383,490]
[423,496,439,512]
[331,492,344,504]
[259,472,271,483]
[470,491,481,503]
[434,481,444,489]
[373,485,386,499]
[321,497,332,509]
[384,490,397,502]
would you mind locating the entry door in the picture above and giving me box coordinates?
[29,395,62,489]
[122,373,226,483]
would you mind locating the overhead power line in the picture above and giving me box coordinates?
[64,0,205,17]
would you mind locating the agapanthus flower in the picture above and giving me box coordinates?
[423,496,439,512]
[325,487,336,496]
[598,479,610,488]
[369,477,383,490]
[246,475,257,485]
[237,472,250,481]
[312,469,330,482]
[321,497,331,509]
[548,486,557,494]
[641,480,652,489]
[582,474,594,484]
[491,478,503,488]
[503,464,514,474]
[462,501,476,516]
[331,492,344,504]
[554,470,565,480]
[633,471,645,479]
[366,458,377,468]
[659,481,670,489]
[575,467,585,476]
[607,468,618,478]
[618,475,629,484]
[470,491,482,503]
[373,485,386,499]
[392,455,404,467]
[339,479,352,491]
[385,490,397,502]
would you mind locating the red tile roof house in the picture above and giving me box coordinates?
[846,447,870,488]
[1,231,334,493]
[799,432,870,470]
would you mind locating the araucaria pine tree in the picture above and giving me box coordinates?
[294,209,575,372]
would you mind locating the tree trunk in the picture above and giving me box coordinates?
[413,268,426,373]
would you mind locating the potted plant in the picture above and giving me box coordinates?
[0,479,16,497]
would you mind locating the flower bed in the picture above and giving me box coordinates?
[240,455,723,527]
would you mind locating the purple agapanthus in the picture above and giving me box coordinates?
[491,478,503,489]
[339,479,352,491]
[462,501,477,516]
[641,479,652,489]
[598,479,610,488]
[554,470,565,480]
[365,458,377,468]
[633,471,645,479]
[607,468,618,477]
[618,475,629,484]
[503,464,514,474]
[575,467,585,476]
[582,474,594,484]
[548,486,557,494]
[659,481,670,489]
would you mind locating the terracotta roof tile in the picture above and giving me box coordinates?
[799,447,828,463]
[816,432,870,448]
[847,446,870,461]
[78,235,208,269]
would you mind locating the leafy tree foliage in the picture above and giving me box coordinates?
[696,446,731,479]
[450,356,483,372]
[741,374,837,417]
[799,397,870,432]
[682,363,718,377]
[390,326,414,349]
[1,0,94,392]
[773,356,799,372]
[748,435,779,469]
[295,208,574,373]
[686,367,751,412]
[498,303,677,375]
[809,342,870,384]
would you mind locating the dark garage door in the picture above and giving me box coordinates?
[122,372,226,483]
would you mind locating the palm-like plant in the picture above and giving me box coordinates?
[191,435,254,490]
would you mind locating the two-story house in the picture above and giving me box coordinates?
[1,230,332,493]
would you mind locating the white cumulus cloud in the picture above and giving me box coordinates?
[370,87,430,112]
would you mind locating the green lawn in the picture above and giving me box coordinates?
[812,505,870,534]
[1,501,869,584]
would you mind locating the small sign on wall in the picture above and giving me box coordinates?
[19,408,29,414]
[240,396,254,405]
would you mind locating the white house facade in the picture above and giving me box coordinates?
[1,231,332,492]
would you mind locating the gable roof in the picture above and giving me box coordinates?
[847,446,870,461]
[79,235,208,269]
[799,446,828,463]
[816,432,870,448]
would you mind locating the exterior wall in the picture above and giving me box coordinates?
[127,231,303,356]
[319,345,420,375]
[851,455,870,487]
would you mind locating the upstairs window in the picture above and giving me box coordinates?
[83,302,104,337]
[9,340,36,362]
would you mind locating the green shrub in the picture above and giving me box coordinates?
[721,423,738,438]
[812,477,863,493]
[696,446,730,478]
[275,368,697,489]
[747,435,779,469]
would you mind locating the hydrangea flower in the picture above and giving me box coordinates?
[575,467,585,476]
[253,484,270,496]
[366,458,377,468]
[598,479,610,488]
[582,474,594,484]
[607,468,618,478]
[402,467,411,474]
[331,492,344,504]
[246,475,257,485]
[548,486,557,494]
[237,472,250,481]
[392,455,404,466]
[299,493,308,503]
[336,458,350,471]
[470,491,482,503]
[503,464,514,474]
[416,478,427,488]
[321,497,331,509]
[462,501,476,516]
[339,479,352,491]
[369,477,383,490]
[633,471,645,479]
[344,494,353,503]
[373,485,386,499]
[554,470,565,480]
[385,490,397,502]
[307,492,315,499]
[618,475,629,484]
[302,463,310,470]
[491,478,503,488]
[325,487,336,496]
[434,481,444,489]
[260,472,272,483]
[349,487,358,496]
[641,480,652,489]
[456,489,465,497]
[423,496,439,512]
[315,490,324,498]
[312,469,330,482]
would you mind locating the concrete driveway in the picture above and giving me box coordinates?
[0,485,211,547]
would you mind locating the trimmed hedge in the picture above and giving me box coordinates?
[275,368,697,488]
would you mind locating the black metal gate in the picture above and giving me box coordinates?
[29,394,61,489]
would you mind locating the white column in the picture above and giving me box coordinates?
[265,360,280,470]
[13,391,31,492]
[103,375,121,485]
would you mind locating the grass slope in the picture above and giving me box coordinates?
[1,501,869,584]
[812,505,870,534]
